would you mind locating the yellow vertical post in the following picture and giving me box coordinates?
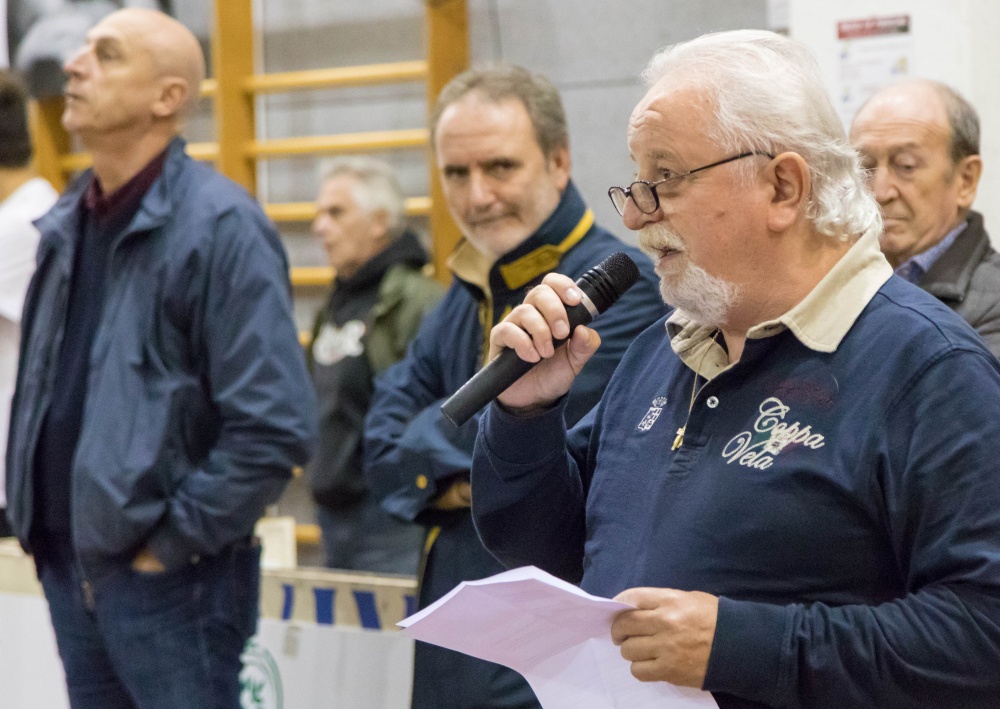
[425,0,469,284]
[29,98,69,192]
[213,0,257,193]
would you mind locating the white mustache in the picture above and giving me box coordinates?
[638,224,686,256]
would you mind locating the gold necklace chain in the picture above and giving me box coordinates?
[672,330,720,451]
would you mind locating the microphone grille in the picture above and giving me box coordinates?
[579,252,641,313]
[597,252,640,296]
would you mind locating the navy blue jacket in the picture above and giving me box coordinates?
[365,183,665,524]
[5,138,316,574]
[473,276,1000,708]
[364,182,666,709]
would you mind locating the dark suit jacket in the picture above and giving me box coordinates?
[921,210,1000,358]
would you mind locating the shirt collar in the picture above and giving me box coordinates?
[666,229,893,378]
[894,220,967,284]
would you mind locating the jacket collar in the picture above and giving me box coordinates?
[122,136,189,234]
[333,230,427,295]
[448,180,594,300]
[34,136,189,259]
[919,211,992,303]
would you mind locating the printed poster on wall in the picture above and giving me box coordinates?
[836,14,913,127]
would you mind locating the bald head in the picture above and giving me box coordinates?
[102,8,205,119]
[854,80,979,164]
[850,80,983,266]
[62,7,205,143]
[61,8,206,189]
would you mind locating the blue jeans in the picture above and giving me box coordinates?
[36,537,260,709]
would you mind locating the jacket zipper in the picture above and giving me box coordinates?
[69,224,148,582]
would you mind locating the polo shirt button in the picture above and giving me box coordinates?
[706,396,719,409]
[416,474,429,490]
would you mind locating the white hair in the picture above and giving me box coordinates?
[321,156,407,237]
[643,30,881,241]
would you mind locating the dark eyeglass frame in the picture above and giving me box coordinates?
[608,151,774,216]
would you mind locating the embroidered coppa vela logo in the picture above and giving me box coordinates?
[722,397,825,469]
[637,397,669,432]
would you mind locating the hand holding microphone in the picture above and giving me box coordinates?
[492,273,603,409]
[441,252,640,426]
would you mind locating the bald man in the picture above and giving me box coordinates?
[851,80,1000,357]
[4,9,315,708]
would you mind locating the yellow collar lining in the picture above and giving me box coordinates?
[498,209,595,290]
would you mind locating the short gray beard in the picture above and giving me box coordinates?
[639,224,741,328]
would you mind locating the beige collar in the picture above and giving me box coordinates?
[448,238,494,296]
[666,229,892,378]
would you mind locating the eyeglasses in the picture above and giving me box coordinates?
[607,151,773,216]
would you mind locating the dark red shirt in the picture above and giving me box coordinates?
[84,147,168,223]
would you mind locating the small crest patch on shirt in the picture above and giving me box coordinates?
[637,397,668,432]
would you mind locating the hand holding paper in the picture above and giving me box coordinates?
[612,586,719,688]
[398,566,718,709]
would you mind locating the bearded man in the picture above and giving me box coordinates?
[471,30,1000,709]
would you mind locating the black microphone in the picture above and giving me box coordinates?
[440,252,641,427]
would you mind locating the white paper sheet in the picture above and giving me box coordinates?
[399,566,718,709]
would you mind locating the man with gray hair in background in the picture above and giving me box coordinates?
[471,30,1000,708]
[307,156,443,573]
[851,79,1000,357]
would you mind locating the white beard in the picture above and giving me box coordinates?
[639,223,740,328]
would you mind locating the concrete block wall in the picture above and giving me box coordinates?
[472,1,768,240]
